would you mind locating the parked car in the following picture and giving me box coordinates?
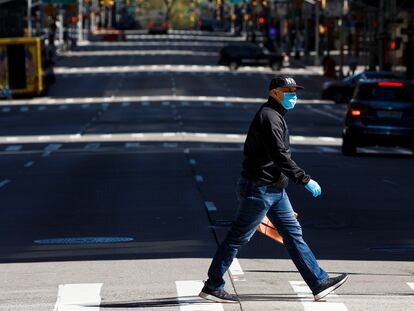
[322,71,401,103]
[218,43,284,71]
[342,80,414,155]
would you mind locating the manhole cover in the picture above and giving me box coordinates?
[33,237,134,245]
[369,245,414,254]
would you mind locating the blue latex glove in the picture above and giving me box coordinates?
[305,179,322,197]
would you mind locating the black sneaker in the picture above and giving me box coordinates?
[312,273,348,301]
[199,284,239,303]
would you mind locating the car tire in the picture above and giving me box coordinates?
[229,61,239,71]
[342,136,357,156]
[270,61,282,71]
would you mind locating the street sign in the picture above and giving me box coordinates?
[42,0,77,4]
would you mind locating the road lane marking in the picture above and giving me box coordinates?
[42,143,62,157]
[2,107,11,112]
[0,179,11,189]
[163,142,178,148]
[125,142,141,148]
[407,282,414,290]
[195,175,204,183]
[20,106,29,112]
[84,143,101,150]
[0,95,333,106]
[25,161,35,168]
[38,106,46,111]
[289,281,347,310]
[205,201,217,212]
[175,280,224,311]
[0,133,341,145]
[189,159,196,165]
[53,283,102,311]
[121,102,130,107]
[317,147,339,153]
[229,258,245,281]
[5,145,22,152]
[305,105,343,121]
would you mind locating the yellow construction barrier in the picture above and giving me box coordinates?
[0,37,43,98]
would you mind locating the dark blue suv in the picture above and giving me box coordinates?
[342,80,414,155]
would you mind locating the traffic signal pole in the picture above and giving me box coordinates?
[314,0,320,65]
[78,0,83,41]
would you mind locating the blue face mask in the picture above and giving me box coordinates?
[281,92,297,110]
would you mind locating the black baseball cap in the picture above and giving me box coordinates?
[268,76,304,90]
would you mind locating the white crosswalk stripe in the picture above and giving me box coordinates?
[5,145,23,152]
[54,283,102,311]
[289,281,347,311]
[176,280,223,311]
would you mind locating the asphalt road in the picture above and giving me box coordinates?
[0,31,413,311]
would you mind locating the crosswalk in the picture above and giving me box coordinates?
[46,278,414,311]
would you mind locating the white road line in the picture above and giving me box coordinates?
[2,107,11,112]
[204,201,217,212]
[189,159,196,165]
[125,142,141,148]
[37,136,51,141]
[317,146,339,153]
[306,105,344,122]
[163,142,178,148]
[45,143,62,151]
[162,101,170,106]
[5,145,22,152]
[289,281,347,310]
[0,179,11,189]
[175,280,223,311]
[0,133,341,146]
[5,137,19,142]
[20,106,29,112]
[184,148,190,154]
[407,282,414,290]
[229,258,245,281]
[195,175,204,183]
[38,106,46,111]
[25,161,35,168]
[54,283,102,311]
[81,104,90,109]
[84,143,101,150]
[121,102,130,107]
[59,105,68,110]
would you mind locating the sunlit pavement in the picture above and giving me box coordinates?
[0,32,413,311]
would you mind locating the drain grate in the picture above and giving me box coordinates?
[33,237,134,245]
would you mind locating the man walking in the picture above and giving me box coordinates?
[199,76,348,303]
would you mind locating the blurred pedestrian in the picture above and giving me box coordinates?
[199,76,348,303]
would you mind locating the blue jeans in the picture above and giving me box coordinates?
[205,177,328,291]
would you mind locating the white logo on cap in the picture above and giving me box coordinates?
[286,78,296,85]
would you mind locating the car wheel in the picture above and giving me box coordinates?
[270,61,282,71]
[229,61,239,71]
[342,136,357,156]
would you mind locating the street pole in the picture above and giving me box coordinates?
[78,0,83,42]
[27,0,32,37]
[314,0,320,65]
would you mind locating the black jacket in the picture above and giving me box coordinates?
[241,97,310,188]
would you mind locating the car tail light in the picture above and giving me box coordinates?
[378,82,403,87]
[351,109,362,116]
[163,21,168,28]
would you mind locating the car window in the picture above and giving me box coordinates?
[356,83,414,102]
